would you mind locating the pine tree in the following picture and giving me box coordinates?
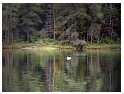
[2,3,19,44]
[18,3,43,42]
[2,3,121,44]
[88,4,103,43]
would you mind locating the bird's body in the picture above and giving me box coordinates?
[67,56,71,60]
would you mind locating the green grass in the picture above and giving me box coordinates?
[39,45,75,50]
[86,43,121,49]
[2,42,34,49]
[3,41,121,50]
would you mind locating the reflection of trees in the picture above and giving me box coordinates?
[53,50,121,92]
[2,50,46,91]
[45,56,55,91]
[100,52,121,92]
[87,51,102,91]
[2,50,13,91]
[2,49,121,92]
[54,51,88,91]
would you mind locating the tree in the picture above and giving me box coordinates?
[88,4,103,43]
[101,3,121,42]
[44,4,56,39]
[18,4,43,42]
[55,4,88,41]
[2,3,19,44]
[2,3,121,44]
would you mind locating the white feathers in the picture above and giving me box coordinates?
[67,56,71,60]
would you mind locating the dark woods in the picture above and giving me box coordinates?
[2,3,121,44]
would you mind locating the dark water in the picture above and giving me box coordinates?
[2,49,121,92]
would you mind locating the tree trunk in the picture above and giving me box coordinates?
[7,29,10,44]
[27,29,29,42]
[53,4,56,39]
[6,15,10,44]
[87,31,88,42]
[110,3,113,40]
[91,35,93,43]
[5,16,8,44]
[10,6,13,44]
[97,37,99,44]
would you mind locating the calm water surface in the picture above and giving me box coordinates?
[2,49,121,92]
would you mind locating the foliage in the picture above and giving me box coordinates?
[2,3,20,44]
[31,29,46,42]
[18,4,43,42]
[59,39,87,50]
[72,40,87,50]
[35,38,59,46]
[43,38,59,45]
[88,4,103,43]
[59,40,72,45]
[100,36,115,44]
[2,3,121,46]
[115,38,121,44]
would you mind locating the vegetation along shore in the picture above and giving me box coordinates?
[2,4,121,50]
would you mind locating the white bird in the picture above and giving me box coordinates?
[67,56,71,60]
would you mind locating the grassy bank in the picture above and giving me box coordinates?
[86,43,121,50]
[2,42,121,50]
[2,42,75,50]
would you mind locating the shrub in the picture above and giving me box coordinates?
[115,38,121,44]
[35,38,59,45]
[59,40,72,45]
[72,40,87,50]
[42,38,59,45]
[100,36,114,44]
[31,30,46,42]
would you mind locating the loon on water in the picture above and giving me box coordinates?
[67,56,71,60]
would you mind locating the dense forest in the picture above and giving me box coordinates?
[2,3,121,47]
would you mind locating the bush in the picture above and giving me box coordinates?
[100,36,114,44]
[115,38,121,44]
[31,30,46,42]
[59,40,72,45]
[43,38,59,45]
[72,40,87,50]
[35,38,59,46]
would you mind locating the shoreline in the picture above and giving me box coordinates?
[2,44,121,50]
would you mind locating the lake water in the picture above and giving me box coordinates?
[2,49,121,92]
